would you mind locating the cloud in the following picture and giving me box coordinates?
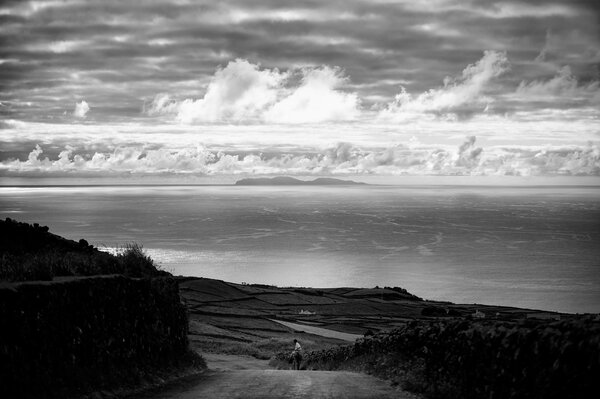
[148,59,359,124]
[149,59,284,123]
[455,136,483,168]
[73,100,90,118]
[476,2,582,19]
[534,30,552,62]
[265,67,359,123]
[3,140,598,177]
[494,65,600,121]
[2,0,598,126]
[516,66,599,99]
[380,51,510,121]
[142,51,595,126]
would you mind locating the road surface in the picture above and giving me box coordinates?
[269,319,363,342]
[137,369,410,399]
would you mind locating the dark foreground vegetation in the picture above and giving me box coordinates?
[1,218,167,281]
[0,219,205,398]
[272,317,599,399]
[4,218,597,399]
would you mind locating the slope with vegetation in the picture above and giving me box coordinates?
[178,276,565,371]
[0,217,166,281]
[272,317,599,399]
[0,218,204,399]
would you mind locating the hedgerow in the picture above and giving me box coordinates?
[0,275,205,398]
[280,317,599,399]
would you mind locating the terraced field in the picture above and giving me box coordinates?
[179,277,560,360]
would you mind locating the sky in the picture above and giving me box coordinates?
[0,0,599,182]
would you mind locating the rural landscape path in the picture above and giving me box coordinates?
[138,353,412,399]
[269,319,364,342]
[139,369,408,399]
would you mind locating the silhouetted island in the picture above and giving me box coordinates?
[235,176,366,186]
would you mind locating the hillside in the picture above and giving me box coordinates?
[179,276,565,362]
[0,218,204,398]
[0,218,166,281]
[3,218,588,399]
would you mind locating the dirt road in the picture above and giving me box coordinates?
[269,319,364,342]
[136,349,413,399]
[138,369,409,399]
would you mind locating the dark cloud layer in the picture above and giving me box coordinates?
[0,0,598,123]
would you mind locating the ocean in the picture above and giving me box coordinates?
[1,184,599,314]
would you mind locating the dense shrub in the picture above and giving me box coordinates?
[117,242,160,277]
[0,275,202,398]
[385,286,423,300]
[421,305,448,317]
[291,318,599,399]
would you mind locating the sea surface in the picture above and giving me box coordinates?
[1,185,599,314]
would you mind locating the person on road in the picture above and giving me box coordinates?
[291,339,302,370]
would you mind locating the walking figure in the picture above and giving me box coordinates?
[291,339,302,370]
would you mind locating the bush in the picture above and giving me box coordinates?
[116,243,161,277]
[0,253,54,281]
[292,318,599,399]
[421,306,448,317]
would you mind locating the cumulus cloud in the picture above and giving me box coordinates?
[149,59,284,123]
[2,140,598,177]
[380,51,510,121]
[265,67,359,123]
[144,54,599,125]
[73,100,90,118]
[148,59,359,124]
[455,136,483,168]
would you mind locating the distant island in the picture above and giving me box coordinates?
[235,176,366,186]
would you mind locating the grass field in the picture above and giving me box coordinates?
[179,277,565,364]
